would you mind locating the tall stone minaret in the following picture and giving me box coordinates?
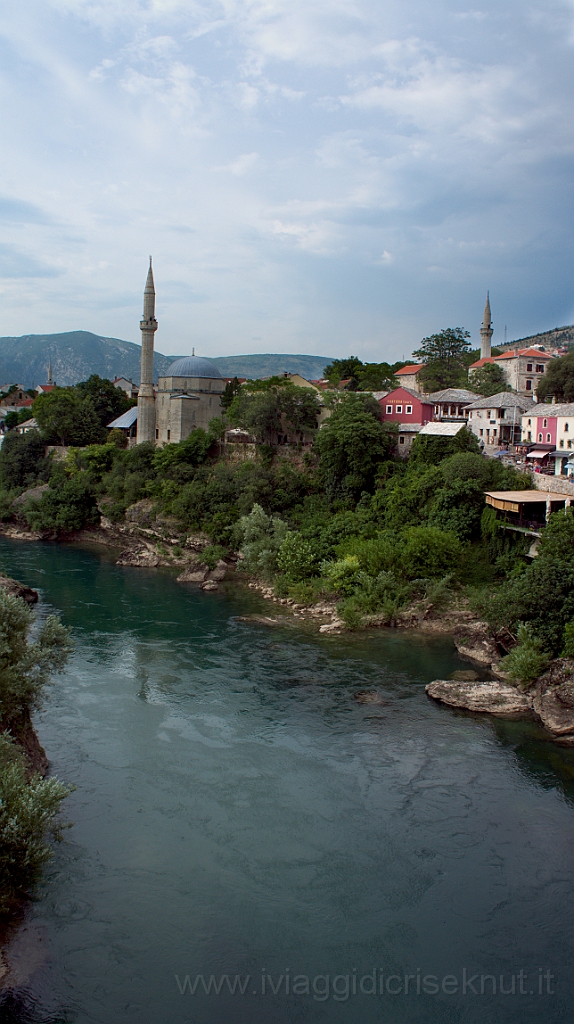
[137,258,157,444]
[480,292,493,359]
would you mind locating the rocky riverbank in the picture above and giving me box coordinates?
[427,659,574,745]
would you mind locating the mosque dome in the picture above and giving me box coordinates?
[166,355,222,379]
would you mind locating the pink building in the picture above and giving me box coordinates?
[379,387,434,425]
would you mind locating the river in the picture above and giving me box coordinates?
[0,537,572,1024]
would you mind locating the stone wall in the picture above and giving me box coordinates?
[532,474,574,496]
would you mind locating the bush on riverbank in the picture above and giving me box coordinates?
[0,734,70,914]
[0,590,72,915]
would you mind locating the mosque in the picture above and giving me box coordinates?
[135,260,225,445]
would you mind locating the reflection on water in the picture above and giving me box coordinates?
[0,537,572,1024]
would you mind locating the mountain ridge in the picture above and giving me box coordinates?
[0,332,332,388]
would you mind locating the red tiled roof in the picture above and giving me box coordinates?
[37,384,55,392]
[493,347,552,361]
[469,357,497,369]
[396,364,424,375]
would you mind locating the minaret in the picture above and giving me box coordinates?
[137,258,158,444]
[480,292,493,359]
[47,360,53,385]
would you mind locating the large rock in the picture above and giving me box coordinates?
[453,624,500,667]
[177,565,208,583]
[426,679,532,716]
[532,660,574,736]
[116,547,159,568]
[124,499,157,525]
[208,560,228,582]
[11,484,49,507]
[0,575,38,604]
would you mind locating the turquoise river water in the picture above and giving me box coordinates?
[0,536,572,1024]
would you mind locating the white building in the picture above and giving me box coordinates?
[465,393,530,446]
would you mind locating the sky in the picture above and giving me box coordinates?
[0,0,573,361]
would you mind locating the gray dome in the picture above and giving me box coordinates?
[166,355,222,379]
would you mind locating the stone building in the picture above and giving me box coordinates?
[134,261,224,446]
[464,392,530,446]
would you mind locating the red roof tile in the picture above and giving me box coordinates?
[396,364,424,375]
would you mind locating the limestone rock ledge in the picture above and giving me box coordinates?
[426,680,531,716]
[427,659,574,744]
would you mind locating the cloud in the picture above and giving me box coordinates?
[0,244,62,278]
[0,0,570,356]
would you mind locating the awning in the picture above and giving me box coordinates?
[108,407,138,429]
[527,450,552,459]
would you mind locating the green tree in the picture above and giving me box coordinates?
[0,735,70,913]
[229,381,320,443]
[409,427,480,467]
[34,389,104,446]
[74,375,131,428]
[313,394,396,497]
[0,431,51,490]
[536,350,574,402]
[355,362,400,392]
[221,377,242,410]
[413,328,471,390]
[24,473,99,534]
[470,362,512,397]
[0,590,71,727]
[323,357,364,388]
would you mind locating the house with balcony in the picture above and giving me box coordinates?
[427,388,480,421]
[465,393,530,446]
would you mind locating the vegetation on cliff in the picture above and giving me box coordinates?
[0,590,72,914]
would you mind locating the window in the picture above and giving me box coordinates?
[527,431,532,440]
[526,363,533,372]
[406,405,412,414]
[528,419,532,426]
[560,439,565,448]
[167,429,170,440]
[526,380,532,390]
[493,428,497,436]
[543,418,548,428]
[479,428,483,436]
[499,410,505,418]
[547,433,551,443]
[469,411,473,418]
[569,440,573,449]
[155,428,159,439]
[565,423,569,432]
[396,405,402,413]
[538,433,543,442]
[399,436,405,445]
[386,405,392,414]
[536,364,544,373]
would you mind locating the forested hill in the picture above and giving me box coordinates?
[0,332,332,387]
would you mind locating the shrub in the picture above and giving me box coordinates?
[0,591,72,726]
[277,531,318,582]
[234,503,288,577]
[24,474,99,534]
[0,735,70,914]
[500,624,551,687]
[0,431,51,490]
[399,526,463,580]
[562,620,574,658]
[320,555,362,595]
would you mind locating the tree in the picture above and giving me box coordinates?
[409,427,480,467]
[470,362,512,397]
[413,328,471,391]
[75,375,131,428]
[228,380,320,443]
[323,357,364,388]
[536,350,574,402]
[355,363,399,392]
[0,431,51,489]
[33,388,104,446]
[24,473,99,533]
[221,377,242,410]
[313,393,396,497]
[0,591,71,912]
